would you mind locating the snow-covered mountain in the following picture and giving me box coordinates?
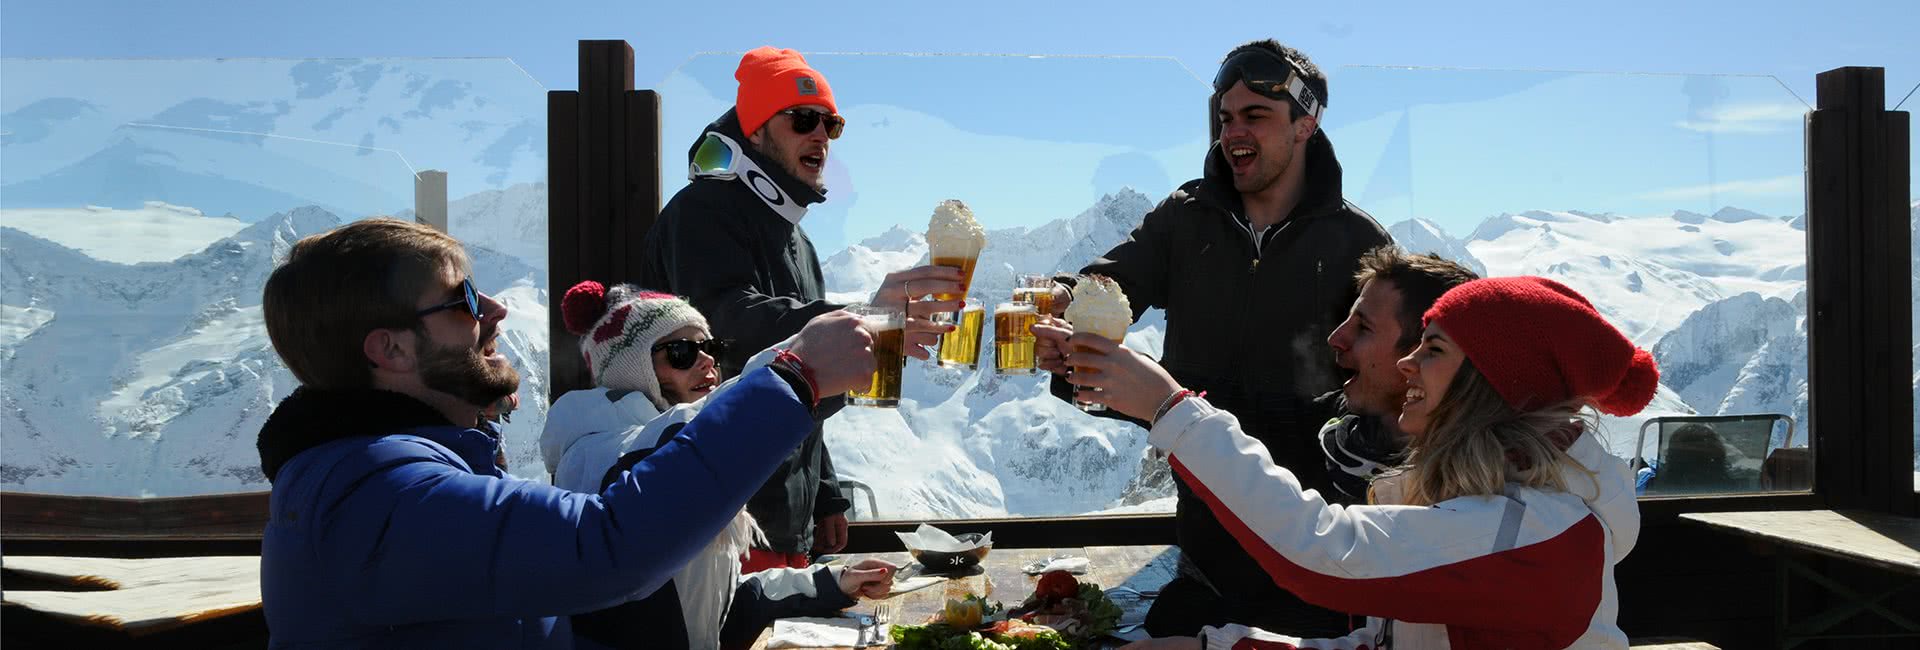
[1388,218,1488,277]
[2,58,546,221]
[820,189,1169,518]
[1466,207,1805,346]
[0,205,550,495]
[0,189,1885,519]
[1651,291,1807,445]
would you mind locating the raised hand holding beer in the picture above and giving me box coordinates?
[1061,275,1132,412]
[788,310,881,397]
[868,265,961,361]
[1033,314,1073,374]
[1046,327,1184,423]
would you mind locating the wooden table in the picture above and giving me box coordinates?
[1,556,263,636]
[1680,509,1920,648]
[753,545,1179,649]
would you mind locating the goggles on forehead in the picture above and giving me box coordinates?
[1213,49,1325,122]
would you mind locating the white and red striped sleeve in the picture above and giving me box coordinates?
[1150,398,1606,649]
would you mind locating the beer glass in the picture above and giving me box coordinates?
[1070,335,1115,411]
[848,304,906,407]
[994,301,1039,376]
[1013,274,1056,317]
[936,299,985,370]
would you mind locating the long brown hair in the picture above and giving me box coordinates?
[1397,362,1599,506]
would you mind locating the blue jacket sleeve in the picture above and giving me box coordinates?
[315,367,814,625]
[718,566,856,650]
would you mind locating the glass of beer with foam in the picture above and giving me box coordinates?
[1063,275,1131,412]
[1013,274,1056,317]
[994,301,1039,375]
[926,200,986,304]
[848,304,906,407]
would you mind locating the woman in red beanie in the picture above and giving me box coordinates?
[1050,276,1656,650]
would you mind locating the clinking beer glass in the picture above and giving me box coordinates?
[1013,274,1056,317]
[994,301,1039,375]
[1063,275,1131,412]
[936,299,985,370]
[926,200,986,307]
[848,304,906,407]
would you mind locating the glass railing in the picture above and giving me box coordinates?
[1905,81,1919,494]
[1327,67,1812,500]
[0,57,550,496]
[659,55,1813,521]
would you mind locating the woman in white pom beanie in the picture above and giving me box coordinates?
[540,280,891,650]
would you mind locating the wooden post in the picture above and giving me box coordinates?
[547,41,664,402]
[413,169,448,232]
[1805,66,1914,515]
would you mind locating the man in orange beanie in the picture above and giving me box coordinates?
[642,46,963,573]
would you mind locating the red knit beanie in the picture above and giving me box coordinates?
[1423,276,1660,416]
[734,46,837,138]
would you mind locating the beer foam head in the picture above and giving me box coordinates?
[996,301,1037,314]
[926,199,986,257]
[1065,275,1131,339]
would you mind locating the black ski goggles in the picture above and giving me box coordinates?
[651,338,732,370]
[780,108,845,139]
[1212,49,1325,122]
[416,277,482,321]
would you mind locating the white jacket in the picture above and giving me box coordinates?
[1150,397,1640,650]
[539,341,843,650]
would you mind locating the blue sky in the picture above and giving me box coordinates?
[4,0,1914,245]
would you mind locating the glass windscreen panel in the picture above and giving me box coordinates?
[1329,66,1811,499]
[0,58,549,496]
[1908,81,1918,494]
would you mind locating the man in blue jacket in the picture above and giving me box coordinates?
[255,217,876,649]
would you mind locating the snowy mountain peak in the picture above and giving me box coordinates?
[1710,206,1774,223]
[1672,210,1711,224]
[857,225,925,252]
[1385,218,1489,276]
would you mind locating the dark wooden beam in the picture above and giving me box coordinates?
[548,40,662,401]
[547,90,585,400]
[1806,66,1915,515]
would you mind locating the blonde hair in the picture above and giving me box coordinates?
[1396,362,1599,506]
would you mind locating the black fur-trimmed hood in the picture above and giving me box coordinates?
[256,387,452,482]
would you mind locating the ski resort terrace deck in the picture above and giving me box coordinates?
[1,39,1913,649]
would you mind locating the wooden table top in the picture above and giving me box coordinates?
[1,555,263,634]
[1679,509,1920,576]
[753,545,1180,649]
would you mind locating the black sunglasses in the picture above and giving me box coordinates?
[780,108,845,140]
[651,338,732,370]
[416,277,482,321]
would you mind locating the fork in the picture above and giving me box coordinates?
[870,603,894,646]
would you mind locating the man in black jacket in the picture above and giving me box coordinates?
[1315,247,1479,505]
[641,46,959,572]
[1037,40,1392,638]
